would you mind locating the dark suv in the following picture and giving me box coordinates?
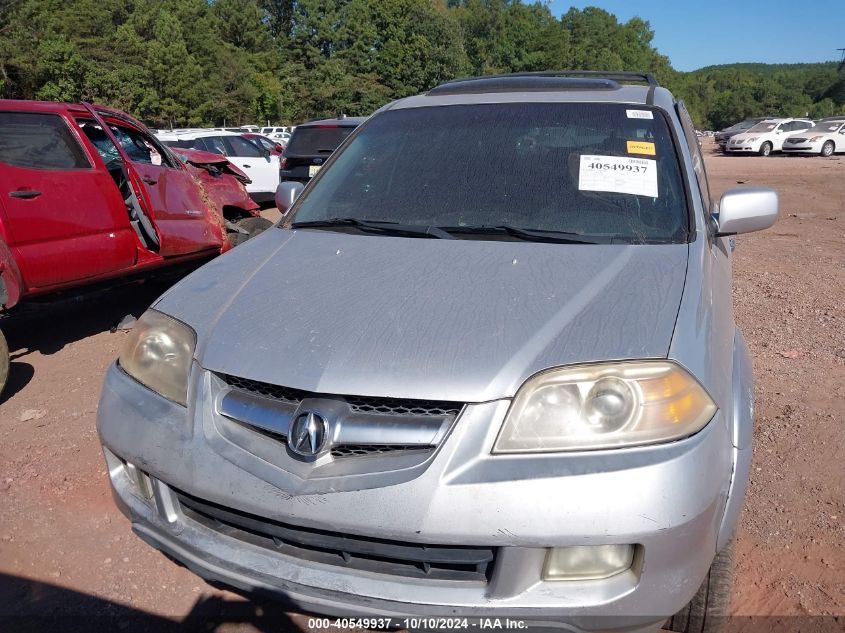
[279,116,365,185]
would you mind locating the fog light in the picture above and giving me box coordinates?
[543,545,634,581]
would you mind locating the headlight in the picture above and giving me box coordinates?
[119,309,196,406]
[809,136,822,142]
[493,361,716,453]
[746,137,758,143]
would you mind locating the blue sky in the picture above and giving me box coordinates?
[549,1,843,71]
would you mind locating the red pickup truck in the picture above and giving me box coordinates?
[0,100,271,393]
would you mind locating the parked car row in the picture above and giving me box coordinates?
[156,130,282,205]
[716,116,845,156]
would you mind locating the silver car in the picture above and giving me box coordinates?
[97,72,779,632]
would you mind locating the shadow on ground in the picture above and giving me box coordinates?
[0,573,303,633]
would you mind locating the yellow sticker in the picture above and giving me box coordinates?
[627,140,656,156]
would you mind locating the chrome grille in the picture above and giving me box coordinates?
[216,374,462,461]
[220,374,463,418]
[330,444,434,458]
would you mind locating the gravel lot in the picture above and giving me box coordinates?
[0,140,842,630]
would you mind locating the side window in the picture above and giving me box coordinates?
[224,136,263,158]
[76,119,123,165]
[0,112,91,170]
[203,136,227,155]
[676,102,711,213]
[110,124,176,168]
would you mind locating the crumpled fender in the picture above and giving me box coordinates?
[173,148,252,185]
[0,238,23,310]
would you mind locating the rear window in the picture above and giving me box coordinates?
[286,126,356,155]
[0,112,91,170]
[291,103,690,243]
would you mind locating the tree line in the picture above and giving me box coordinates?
[1,0,843,129]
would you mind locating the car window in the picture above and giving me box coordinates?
[286,126,356,155]
[106,125,159,165]
[0,112,91,170]
[161,138,200,149]
[202,136,228,155]
[251,136,274,150]
[77,119,123,165]
[677,103,710,213]
[292,103,690,244]
[223,136,263,157]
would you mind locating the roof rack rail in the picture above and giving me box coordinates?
[434,70,659,89]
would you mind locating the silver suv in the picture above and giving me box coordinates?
[97,72,778,632]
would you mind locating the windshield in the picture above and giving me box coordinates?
[290,103,689,243]
[807,121,844,133]
[747,121,779,133]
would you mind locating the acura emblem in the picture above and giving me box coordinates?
[289,411,328,457]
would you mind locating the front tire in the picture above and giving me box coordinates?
[0,329,9,397]
[665,540,735,633]
[759,142,773,157]
[821,141,834,157]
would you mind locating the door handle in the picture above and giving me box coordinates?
[242,164,251,168]
[142,176,157,185]
[9,190,42,199]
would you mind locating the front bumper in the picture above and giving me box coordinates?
[725,143,759,153]
[97,363,743,628]
[782,142,822,154]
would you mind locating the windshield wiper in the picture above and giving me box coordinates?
[290,218,455,239]
[440,225,609,244]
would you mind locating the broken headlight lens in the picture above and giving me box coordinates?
[493,361,717,453]
[119,309,196,406]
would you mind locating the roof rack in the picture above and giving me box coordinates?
[432,70,659,90]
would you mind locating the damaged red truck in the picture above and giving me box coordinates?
[0,100,271,393]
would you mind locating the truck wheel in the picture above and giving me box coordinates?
[821,141,834,157]
[228,217,273,247]
[665,540,735,633]
[0,329,9,397]
[759,142,773,157]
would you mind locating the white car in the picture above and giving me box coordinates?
[269,131,291,144]
[782,118,845,156]
[156,130,280,204]
[261,126,290,136]
[726,118,814,156]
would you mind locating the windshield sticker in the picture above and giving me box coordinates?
[626,140,656,156]
[626,109,654,120]
[579,155,658,198]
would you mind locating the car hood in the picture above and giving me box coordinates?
[729,131,768,141]
[787,130,829,138]
[155,229,689,402]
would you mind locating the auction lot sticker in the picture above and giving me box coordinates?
[578,154,658,198]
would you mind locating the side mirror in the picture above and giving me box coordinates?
[274,144,283,153]
[714,187,778,236]
[275,181,304,214]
